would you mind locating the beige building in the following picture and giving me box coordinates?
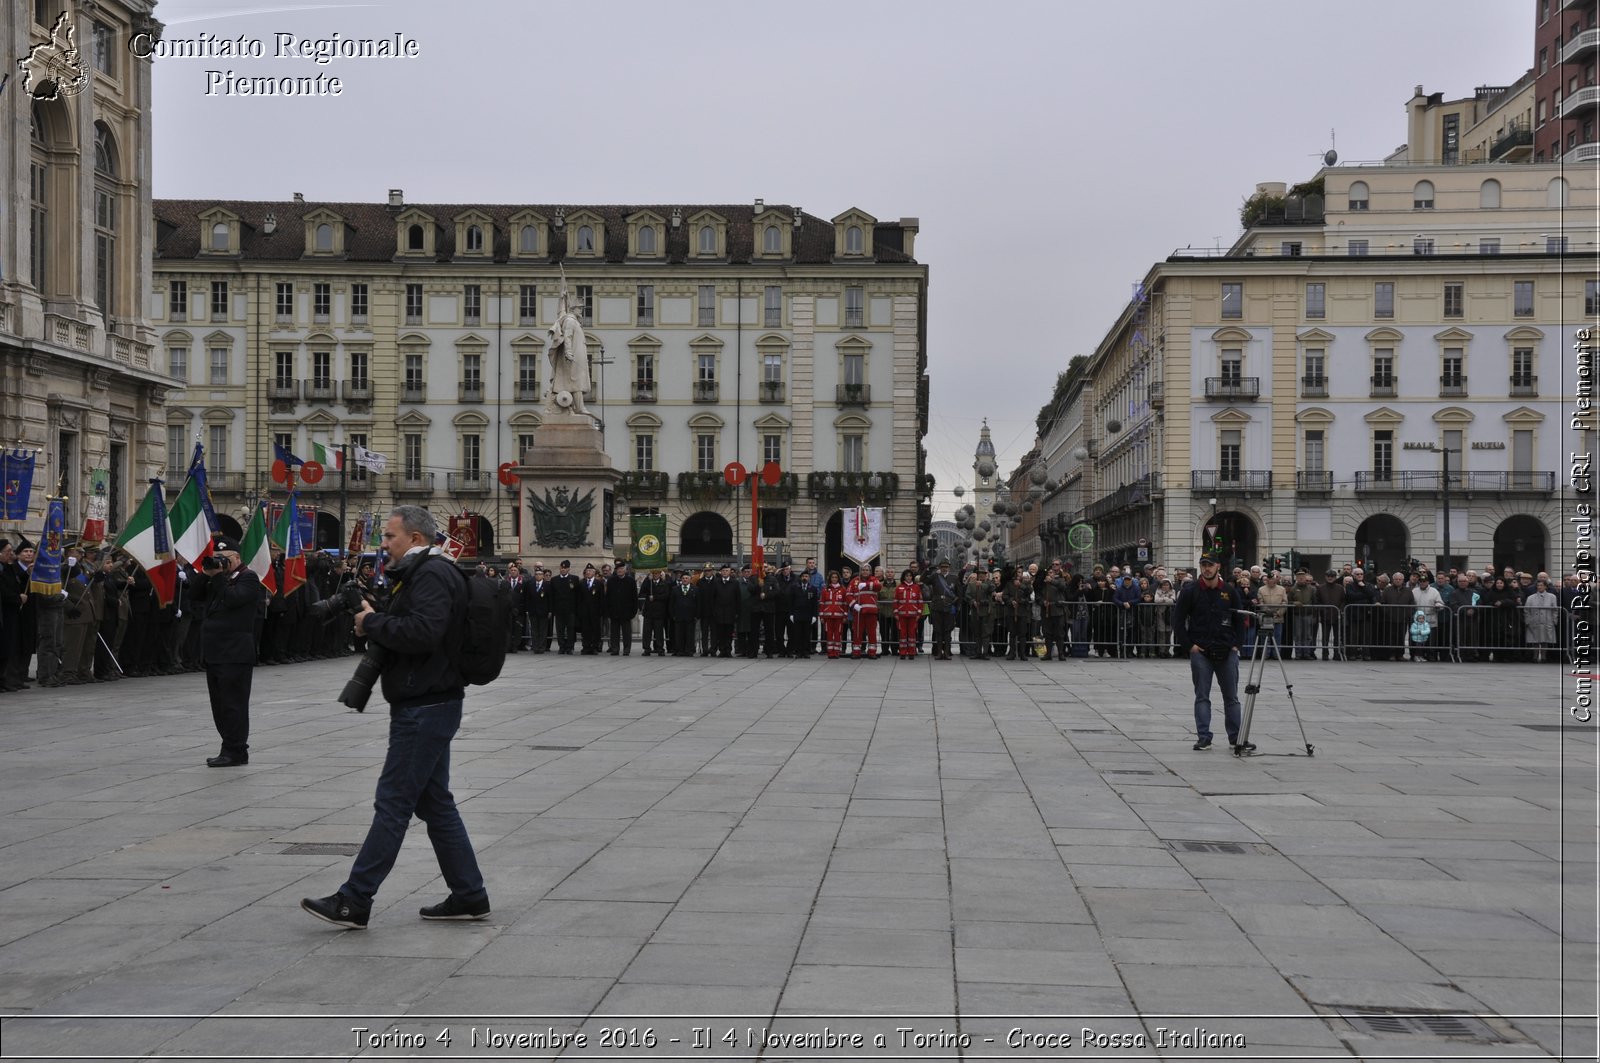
[2,0,167,533]
[1071,158,1591,577]
[150,197,931,570]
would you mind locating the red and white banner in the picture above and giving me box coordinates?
[841,505,884,566]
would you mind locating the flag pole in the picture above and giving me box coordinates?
[338,441,348,558]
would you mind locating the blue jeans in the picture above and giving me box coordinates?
[1189,649,1242,743]
[343,699,486,908]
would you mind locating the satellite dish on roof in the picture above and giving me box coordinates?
[1324,149,1338,167]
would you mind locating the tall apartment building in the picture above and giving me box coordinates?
[150,196,931,571]
[1535,0,1599,162]
[1070,160,1590,577]
[2,0,167,533]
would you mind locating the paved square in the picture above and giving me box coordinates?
[0,654,1591,1060]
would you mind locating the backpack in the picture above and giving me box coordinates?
[441,560,511,686]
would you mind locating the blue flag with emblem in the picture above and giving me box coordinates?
[29,497,66,595]
[2,448,36,521]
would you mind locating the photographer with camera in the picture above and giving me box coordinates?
[194,535,263,766]
[302,505,488,930]
[1173,550,1251,753]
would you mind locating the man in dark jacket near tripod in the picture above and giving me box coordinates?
[1173,552,1249,753]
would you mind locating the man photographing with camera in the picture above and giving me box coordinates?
[195,535,262,767]
[1173,550,1252,753]
[302,505,489,930]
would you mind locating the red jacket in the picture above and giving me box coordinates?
[819,584,849,620]
[894,581,923,620]
[852,578,881,614]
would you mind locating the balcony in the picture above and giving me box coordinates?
[807,470,901,504]
[1301,375,1327,398]
[516,381,540,402]
[1146,380,1164,408]
[1510,375,1538,397]
[632,381,657,403]
[1204,377,1259,400]
[401,384,426,403]
[1488,125,1534,162]
[1295,470,1333,493]
[1560,84,1600,119]
[305,379,336,403]
[1354,470,1555,494]
[760,380,786,403]
[206,471,245,493]
[1370,375,1396,399]
[617,470,670,499]
[692,380,719,403]
[459,383,484,403]
[1084,474,1161,523]
[396,472,434,495]
[836,383,872,406]
[1439,374,1468,398]
[1571,141,1600,165]
[266,380,299,401]
[343,378,373,405]
[1190,470,1272,493]
[677,471,734,501]
[448,472,490,495]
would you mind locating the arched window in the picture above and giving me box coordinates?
[465,224,482,252]
[29,104,49,289]
[638,225,656,254]
[1479,178,1501,209]
[210,222,229,251]
[407,223,424,251]
[845,224,863,253]
[93,122,117,178]
[1548,176,1569,207]
[1413,180,1435,209]
[518,225,537,254]
[1347,181,1369,211]
[315,223,332,251]
[576,224,594,252]
[763,224,781,253]
[698,224,715,254]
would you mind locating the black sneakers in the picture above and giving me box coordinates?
[419,894,491,921]
[300,892,369,929]
[1193,737,1213,750]
[1231,740,1258,755]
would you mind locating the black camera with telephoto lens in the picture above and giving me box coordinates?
[310,580,369,620]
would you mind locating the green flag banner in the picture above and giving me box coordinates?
[631,514,667,570]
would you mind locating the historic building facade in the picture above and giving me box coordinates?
[2,0,168,533]
[150,196,931,569]
[1070,159,1590,576]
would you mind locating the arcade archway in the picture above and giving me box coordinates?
[1354,513,1409,575]
[1493,515,1547,574]
[679,511,732,560]
[1202,510,1258,571]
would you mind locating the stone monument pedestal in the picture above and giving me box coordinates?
[513,413,622,572]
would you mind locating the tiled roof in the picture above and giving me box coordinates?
[152,200,918,266]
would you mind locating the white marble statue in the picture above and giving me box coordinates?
[546,280,594,418]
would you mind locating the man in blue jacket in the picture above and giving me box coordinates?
[1172,551,1251,753]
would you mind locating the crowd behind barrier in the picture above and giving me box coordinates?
[0,542,1588,694]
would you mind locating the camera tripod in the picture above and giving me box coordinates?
[1235,620,1314,758]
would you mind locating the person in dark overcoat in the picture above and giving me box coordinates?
[194,536,263,767]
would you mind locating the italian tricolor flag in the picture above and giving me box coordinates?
[169,482,214,568]
[241,504,271,585]
[114,481,178,606]
[310,441,343,471]
[268,492,307,597]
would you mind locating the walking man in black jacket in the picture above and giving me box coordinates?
[1173,552,1250,753]
[302,505,489,930]
[195,535,263,766]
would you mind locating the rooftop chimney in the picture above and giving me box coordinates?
[292,192,304,203]
[387,188,404,210]
[754,197,764,213]
[792,206,803,229]
[899,216,920,258]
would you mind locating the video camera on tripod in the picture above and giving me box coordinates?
[1231,608,1314,759]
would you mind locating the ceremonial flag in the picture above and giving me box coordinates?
[630,514,667,570]
[114,480,178,606]
[273,440,303,468]
[81,467,109,543]
[241,503,271,584]
[268,491,306,597]
[168,443,217,566]
[2,448,36,521]
[353,445,387,475]
[347,511,370,555]
[29,497,66,595]
[310,440,344,471]
[841,504,884,566]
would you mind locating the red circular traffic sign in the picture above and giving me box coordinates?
[760,461,782,487]
[270,459,289,485]
[723,461,748,487]
[498,462,519,487]
[300,461,325,484]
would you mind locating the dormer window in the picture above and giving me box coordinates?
[698,225,716,255]
[845,225,863,254]
[831,209,877,259]
[763,225,781,254]
[315,223,332,252]
[577,225,594,253]
[465,225,483,252]
[407,224,424,251]
[519,226,537,253]
[210,223,229,251]
[639,225,656,255]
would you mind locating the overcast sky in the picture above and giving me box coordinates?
[148,0,1532,518]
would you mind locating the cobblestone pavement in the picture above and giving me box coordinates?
[0,652,1591,1061]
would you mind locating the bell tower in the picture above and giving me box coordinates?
[973,419,997,513]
